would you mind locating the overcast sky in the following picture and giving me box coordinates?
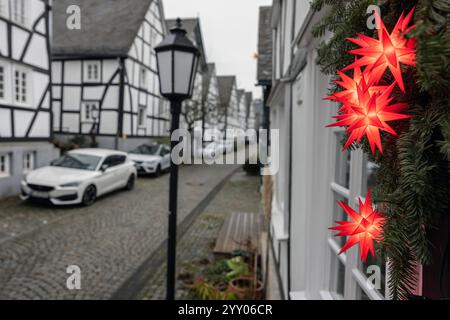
[162,0,272,99]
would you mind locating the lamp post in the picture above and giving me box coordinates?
[154,18,200,301]
[89,106,99,147]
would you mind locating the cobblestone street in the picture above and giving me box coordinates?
[0,164,239,299]
[138,169,262,300]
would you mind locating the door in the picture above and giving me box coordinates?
[160,146,171,170]
[96,156,118,195]
[113,155,130,186]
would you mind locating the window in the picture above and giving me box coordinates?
[140,68,147,89]
[14,69,28,104]
[0,0,8,19]
[12,0,26,26]
[23,152,35,173]
[0,65,4,100]
[138,106,147,127]
[0,154,10,177]
[328,131,351,298]
[84,61,101,82]
[102,155,126,169]
[81,101,99,123]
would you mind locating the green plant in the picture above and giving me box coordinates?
[225,257,250,281]
[191,278,237,300]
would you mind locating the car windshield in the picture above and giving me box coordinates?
[130,145,159,155]
[51,154,102,171]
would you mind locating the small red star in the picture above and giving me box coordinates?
[330,189,385,262]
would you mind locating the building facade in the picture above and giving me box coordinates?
[202,63,221,133]
[0,0,59,198]
[266,0,389,300]
[217,75,240,137]
[52,0,169,151]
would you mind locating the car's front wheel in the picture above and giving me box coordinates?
[82,185,97,206]
[125,174,136,191]
[154,164,162,177]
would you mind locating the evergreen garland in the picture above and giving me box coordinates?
[312,0,450,299]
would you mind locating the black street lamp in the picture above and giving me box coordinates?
[154,18,200,301]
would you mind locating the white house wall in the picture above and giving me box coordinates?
[52,58,122,136]
[124,0,169,138]
[0,0,51,141]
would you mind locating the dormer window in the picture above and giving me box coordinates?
[84,61,101,82]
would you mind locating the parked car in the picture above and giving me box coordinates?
[20,149,137,206]
[128,144,171,176]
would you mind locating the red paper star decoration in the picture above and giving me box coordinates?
[327,78,411,154]
[343,8,416,92]
[330,189,384,263]
[326,63,388,113]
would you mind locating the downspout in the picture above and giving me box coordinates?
[116,57,125,150]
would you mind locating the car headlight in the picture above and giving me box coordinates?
[60,182,81,188]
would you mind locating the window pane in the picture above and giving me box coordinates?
[332,193,348,247]
[330,256,345,298]
[363,158,379,193]
[174,51,194,95]
[335,132,350,188]
[156,51,172,94]
[0,66,4,98]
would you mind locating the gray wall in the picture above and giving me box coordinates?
[0,142,60,198]
[53,134,159,152]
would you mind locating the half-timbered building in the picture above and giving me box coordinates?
[0,0,59,198]
[217,75,239,136]
[202,63,221,133]
[52,0,169,151]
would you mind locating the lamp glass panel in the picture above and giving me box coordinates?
[174,51,194,95]
[156,50,173,95]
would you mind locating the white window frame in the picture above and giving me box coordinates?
[137,105,147,128]
[0,153,11,178]
[11,0,28,27]
[0,60,10,103]
[13,65,32,107]
[325,127,388,300]
[81,101,99,123]
[84,61,101,83]
[22,151,35,174]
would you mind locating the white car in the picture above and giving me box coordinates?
[128,144,171,176]
[21,149,137,206]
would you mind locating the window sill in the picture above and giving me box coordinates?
[0,174,11,180]
[271,208,289,241]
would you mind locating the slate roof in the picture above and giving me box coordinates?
[257,6,273,84]
[217,76,236,108]
[52,0,154,57]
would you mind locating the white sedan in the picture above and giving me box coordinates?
[128,144,171,176]
[21,149,137,206]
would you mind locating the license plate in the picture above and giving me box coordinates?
[31,191,49,199]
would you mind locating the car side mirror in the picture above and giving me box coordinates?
[101,164,109,172]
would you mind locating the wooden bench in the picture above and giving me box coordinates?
[213,212,265,256]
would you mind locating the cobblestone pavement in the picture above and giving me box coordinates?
[138,169,262,300]
[0,164,239,299]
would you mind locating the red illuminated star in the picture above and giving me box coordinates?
[330,189,384,262]
[343,8,416,92]
[327,78,410,154]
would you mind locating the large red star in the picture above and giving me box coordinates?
[343,8,416,92]
[327,77,410,154]
[330,189,385,263]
